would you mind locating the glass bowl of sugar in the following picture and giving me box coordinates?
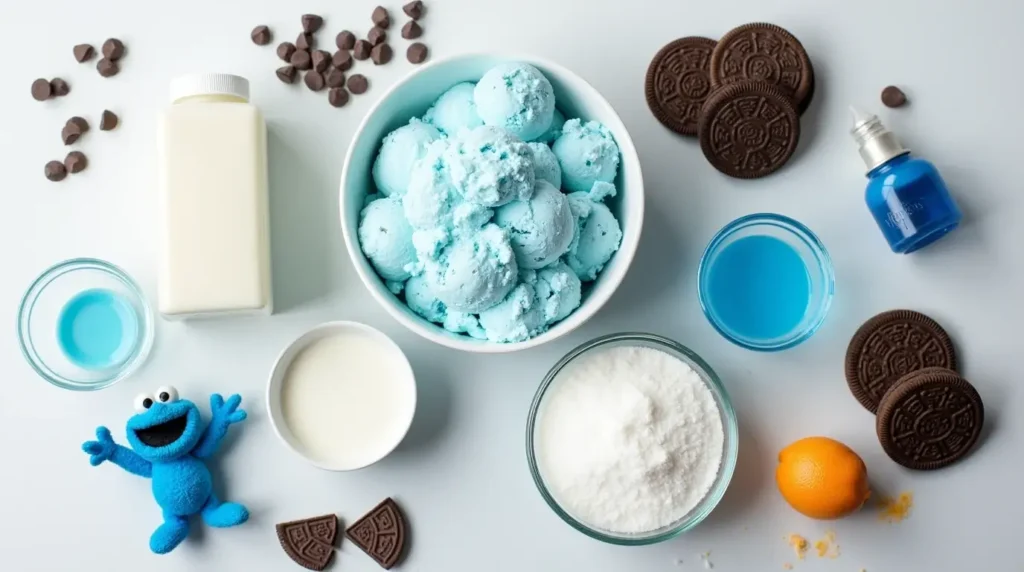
[526,332,739,544]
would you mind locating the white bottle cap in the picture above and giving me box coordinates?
[169,73,250,103]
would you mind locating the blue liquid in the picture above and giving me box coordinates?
[866,154,962,254]
[705,235,811,341]
[57,289,139,370]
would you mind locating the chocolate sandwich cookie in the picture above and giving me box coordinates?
[645,36,718,136]
[346,498,406,569]
[697,80,800,179]
[845,309,958,413]
[876,368,984,470]
[276,514,338,571]
[710,23,813,112]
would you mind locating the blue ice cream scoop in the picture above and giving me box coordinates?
[534,108,566,145]
[445,126,535,207]
[403,275,486,338]
[478,283,547,343]
[528,262,582,324]
[565,189,623,282]
[527,142,562,189]
[424,82,484,136]
[358,195,418,289]
[422,224,518,313]
[405,139,459,230]
[553,119,620,193]
[494,180,575,270]
[372,119,441,197]
[474,63,555,142]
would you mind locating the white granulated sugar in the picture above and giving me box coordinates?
[536,345,725,533]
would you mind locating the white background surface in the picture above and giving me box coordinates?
[1,0,1021,570]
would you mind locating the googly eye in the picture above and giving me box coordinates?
[155,386,179,403]
[133,394,154,412]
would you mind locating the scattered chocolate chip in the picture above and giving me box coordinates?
[371,43,393,65]
[325,68,346,88]
[276,65,298,84]
[277,42,296,62]
[371,6,391,29]
[68,116,90,133]
[102,38,125,61]
[332,50,353,71]
[406,42,428,64]
[881,85,908,108]
[305,70,326,92]
[328,87,350,108]
[62,117,88,145]
[403,0,424,20]
[401,21,423,40]
[73,44,95,63]
[251,25,272,46]
[50,78,70,97]
[336,30,356,50]
[64,151,88,174]
[97,58,119,77]
[31,78,53,101]
[291,49,312,70]
[368,27,387,46]
[353,40,372,60]
[347,74,369,94]
[296,32,314,51]
[302,14,324,34]
[312,50,331,72]
[45,160,67,182]
[99,110,119,131]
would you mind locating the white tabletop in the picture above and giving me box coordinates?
[2,0,1022,570]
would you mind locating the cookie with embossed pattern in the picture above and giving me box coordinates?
[645,36,718,136]
[709,22,814,112]
[845,309,958,413]
[876,368,983,470]
[697,80,800,179]
[346,498,406,569]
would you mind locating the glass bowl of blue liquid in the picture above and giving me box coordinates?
[18,258,154,390]
[698,214,834,351]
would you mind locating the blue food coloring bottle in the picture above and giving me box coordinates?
[850,108,962,254]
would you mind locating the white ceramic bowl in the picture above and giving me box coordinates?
[266,321,417,471]
[340,53,645,353]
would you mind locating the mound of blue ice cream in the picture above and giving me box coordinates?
[357,62,625,343]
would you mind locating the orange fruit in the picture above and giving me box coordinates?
[776,437,871,519]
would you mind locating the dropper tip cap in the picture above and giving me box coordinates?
[850,106,873,127]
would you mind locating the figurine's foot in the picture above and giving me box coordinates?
[150,514,190,554]
[201,495,249,528]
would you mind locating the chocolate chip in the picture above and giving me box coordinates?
[304,71,326,92]
[50,78,70,97]
[371,43,393,65]
[336,30,356,50]
[302,14,324,34]
[99,110,119,131]
[401,20,423,40]
[31,78,52,101]
[68,116,90,133]
[353,40,372,60]
[312,50,331,72]
[332,50,353,71]
[881,85,907,108]
[73,44,95,63]
[276,65,298,84]
[407,42,428,64]
[45,160,67,182]
[296,32,314,51]
[62,117,88,145]
[372,6,391,29]
[97,58,119,77]
[251,25,272,45]
[328,87,350,108]
[274,42,295,63]
[347,74,369,94]
[325,68,346,88]
[102,38,125,61]
[403,1,425,19]
[368,27,387,46]
[64,151,88,174]
[290,49,312,70]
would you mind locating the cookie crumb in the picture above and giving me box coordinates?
[783,564,794,570]
[788,534,809,560]
[878,491,913,522]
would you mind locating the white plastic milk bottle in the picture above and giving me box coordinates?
[157,74,272,318]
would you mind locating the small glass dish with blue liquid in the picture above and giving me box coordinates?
[698,214,834,351]
[18,258,154,390]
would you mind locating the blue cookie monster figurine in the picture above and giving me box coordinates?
[82,386,249,554]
